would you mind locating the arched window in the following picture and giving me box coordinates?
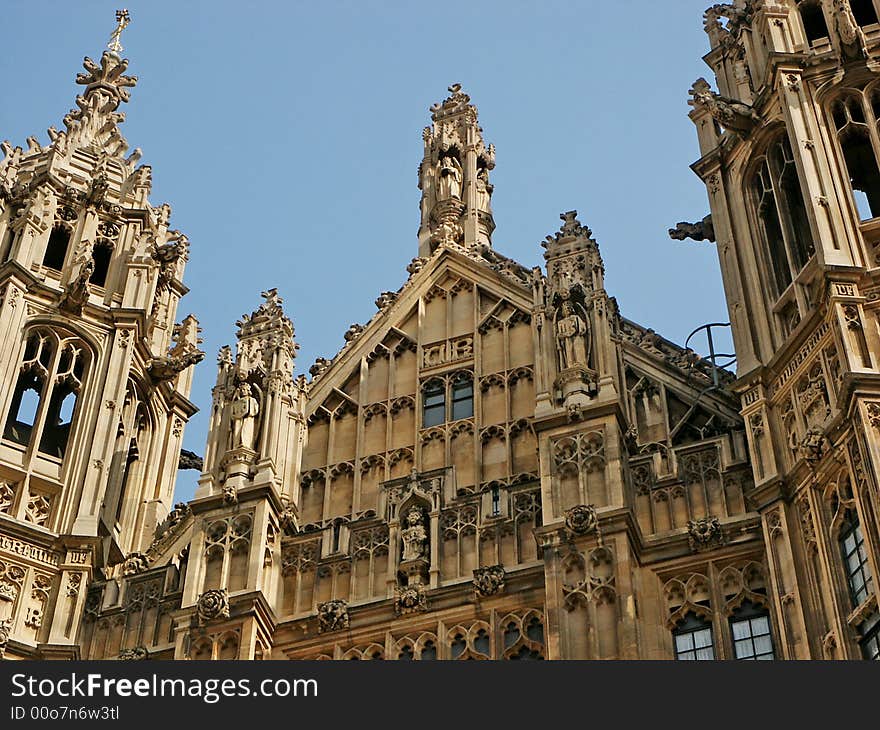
[422,379,445,428]
[839,509,873,608]
[450,372,474,421]
[89,241,113,287]
[42,226,70,270]
[852,0,879,26]
[729,600,775,660]
[798,0,829,44]
[2,330,88,459]
[672,612,715,660]
[750,134,815,302]
[831,93,880,220]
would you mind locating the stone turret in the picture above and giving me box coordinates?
[417,84,496,257]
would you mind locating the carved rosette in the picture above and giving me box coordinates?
[687,516,724,552]
[394,584,428,616]
[196,589,230,625]
[564,504,599,536]
[317,599,350,634]
[473,565,506,598]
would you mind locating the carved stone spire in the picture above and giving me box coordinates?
[417,84,496,257]
[60,12,138,158]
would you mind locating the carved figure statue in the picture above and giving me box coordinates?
[401,508,427,561]
[833,0,867,60]
[688,78,761,137]
[230,382,260,450]
[437,155,462,200]
[555,301,590,370]
[475,167,493,212]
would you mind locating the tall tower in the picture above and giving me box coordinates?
[0,12,202,658]
[680,0,880,659]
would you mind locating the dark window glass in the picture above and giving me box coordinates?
[753,161,793,296]
[398,645,413,661]
[451,376,473,421]
[852,0,879,26]
[491,485,501,516]
[673,613,715,661]
[773,138,815,269]
[841,131,880,220]
[799,1,829,43]
[474,628,490,655]
[859,610,880,660]
[420,641,437,660]
[422,380,445,428]
[840,511,874,607]
[43,227,70,270]
[89,243,112,287]
[730,601,775,660]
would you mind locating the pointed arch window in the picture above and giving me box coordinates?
[831,92,880,220]
[729,600,775,660]
[672,612,715,660]
[798,0,829,45]
[750,134,815,302]
[2,330,88,459]
[421,371,474,427]
[422,378,446,428]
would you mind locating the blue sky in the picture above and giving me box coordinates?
[1,1,729,501]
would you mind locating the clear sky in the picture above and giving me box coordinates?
[1,1,730,502]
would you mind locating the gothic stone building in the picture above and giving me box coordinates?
[1,1,880,661]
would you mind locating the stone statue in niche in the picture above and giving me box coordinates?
[555,300,591,370]
[475,167,493,212]
[437,154,462,200]
[230,382,260,451]
[400,507,427,562]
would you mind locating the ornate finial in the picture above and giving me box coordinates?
[448,83,462,94]
[107,9,131,55]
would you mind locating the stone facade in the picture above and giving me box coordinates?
[1,3,879,660]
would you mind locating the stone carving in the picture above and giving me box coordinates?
[24,494,51,527]
[401,508,428,562]
[148,317,205,382]
[473,565,506,597]
[688,77,760,136]
[475,167,493,212]
[344,324,364,342]
[687,516,724,552]
[0,618,11,659]
[122,552,149,576]
[230,381,260,451]
[375,291,398,310]
[833,0,867,60]
[118,646,149,660]
[309,357,331,378]
[59,258,94,315]
[197,588,230,624]
[668,214,715,242]
[799,428,826,464]
[564,504,599,536]
[222,484,238,505]
[555,300,591,370]
[437,154,462,200]
[0,481,14,514]
[394,583,427,616]
[317,599,349,633]
[178,448,203,471]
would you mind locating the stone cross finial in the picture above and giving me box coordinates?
[108,9,131,55]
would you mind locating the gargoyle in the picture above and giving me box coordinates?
[178,449,203,471]
[668,214,716,242]
[147,348,204,382]
[689,78,761,136]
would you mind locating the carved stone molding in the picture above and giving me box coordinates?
[317,599,349,634]
[196,588,230,625]
[473,565,506,598]
[687,516,724,552]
